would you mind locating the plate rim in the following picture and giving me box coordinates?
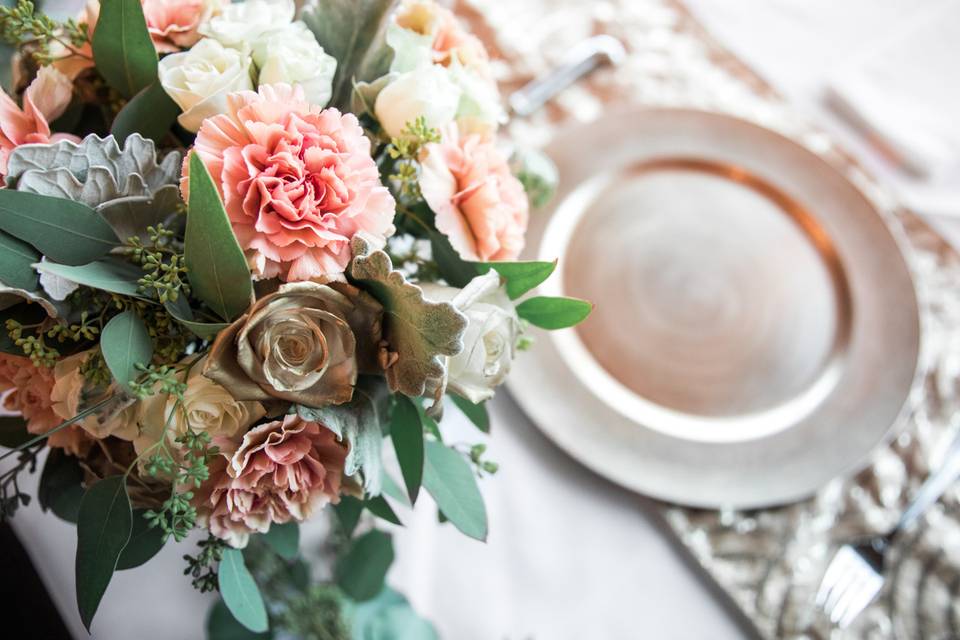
[507,106,925,509]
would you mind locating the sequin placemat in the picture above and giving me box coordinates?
[457,0,960,637]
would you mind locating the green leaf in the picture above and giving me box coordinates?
[0,190,118,265]
[380,471,411,508]
[207,600,272,640]
[92,0,159,97]
[335,529,394,602]
[100,311,153,393]
[262,522,299,560]
[350,587,439,640]
[334,495,364,538]
[164,297,229,339]
[33,258,145,298]
[429,231,476,288]
[185,152,254,321]
[111,81,180,144]
[76,476,133,631]
[423,441,487,542]
[219,548,269,633]
[0,231,39,291]
[515,295,593,330]
[0,415,32,448]
[38,448,85,523]
[301,0,395,107]
[474,260,557,300]
[450,395,490,433]
[365,495,402,526]
[390,395,424,505]
[115,510,165,570]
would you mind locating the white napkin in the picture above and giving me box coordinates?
[826,1,960,220]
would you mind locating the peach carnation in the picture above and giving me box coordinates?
[186,83,396,281]
[419,124,528,261]
[0,354,90,456]
[196,414,347,547]
[0,67,76,176]
[396,0,492,77]
[142,0,223,53]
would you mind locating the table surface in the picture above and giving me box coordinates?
[10,1,948,639]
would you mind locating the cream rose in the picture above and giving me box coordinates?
[158,37,254,133]
[135,359,265,459]
[422,271,519,403]
[200,0,295,47]
[374,65,461,139]
[251,21,337,108]
[204,282,383,408]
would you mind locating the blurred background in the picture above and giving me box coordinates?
[5,1,960,639]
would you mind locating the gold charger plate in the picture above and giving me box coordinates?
[507,108,922,508]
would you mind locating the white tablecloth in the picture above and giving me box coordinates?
[10,1,954,639]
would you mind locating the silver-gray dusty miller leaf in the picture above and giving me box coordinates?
[348,233,468,400]
[5,133,183,241]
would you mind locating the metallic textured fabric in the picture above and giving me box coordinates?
[458,0,960,637]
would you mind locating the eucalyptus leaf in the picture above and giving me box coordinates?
[474,260,557,300]
[262,521,299,560]
[101,311,153,393]
[185,153,254,321]
[116,510,165,570]
[423,441,487,542]
[0,189,118,265]
[380,471,411,508]
[92,0,159,97]
[350,587,439,640]
[334,495,364,538]
[430,230,476,288]
[515,295,593,330]
[0,415,31,448]
[165,297,229,339]
[390,395,423,505]
[111,81,180,144]
[33,258,145,299]
[335,529,394,602]
[301,0,395,107]
[219,549,269,633]
[76,476,133,631]
[0,231,40,291]
[207,600,272,640]
[450,395,489,433]
[365,495,402,526]
[38,448,85,523]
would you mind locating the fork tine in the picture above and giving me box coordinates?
[816,553,845,606]
[837,576,883,628]
[823,556,857,614]
[830,573,868,624]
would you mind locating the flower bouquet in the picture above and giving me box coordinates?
[0,0,589,635]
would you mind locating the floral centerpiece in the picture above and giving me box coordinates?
[0,0,588,636]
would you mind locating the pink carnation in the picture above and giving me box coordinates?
[419,124,529,261]
[196,414,347,548]
[142,0,220,53]
[0,354,90,456]
[186,83,396,281]
[0,67,77,177]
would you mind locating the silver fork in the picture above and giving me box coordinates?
[816,428,960,628]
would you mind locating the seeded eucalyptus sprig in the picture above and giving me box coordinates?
[386,116,441,201]
[124,224,191,304]
[0,0,90,65]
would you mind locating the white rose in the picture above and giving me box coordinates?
[158,38,254,133]
[252,22,337,108]
[422,271,520,403]
[448,59,505,136]
[374,65,461,139]
[200,0,295,47]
